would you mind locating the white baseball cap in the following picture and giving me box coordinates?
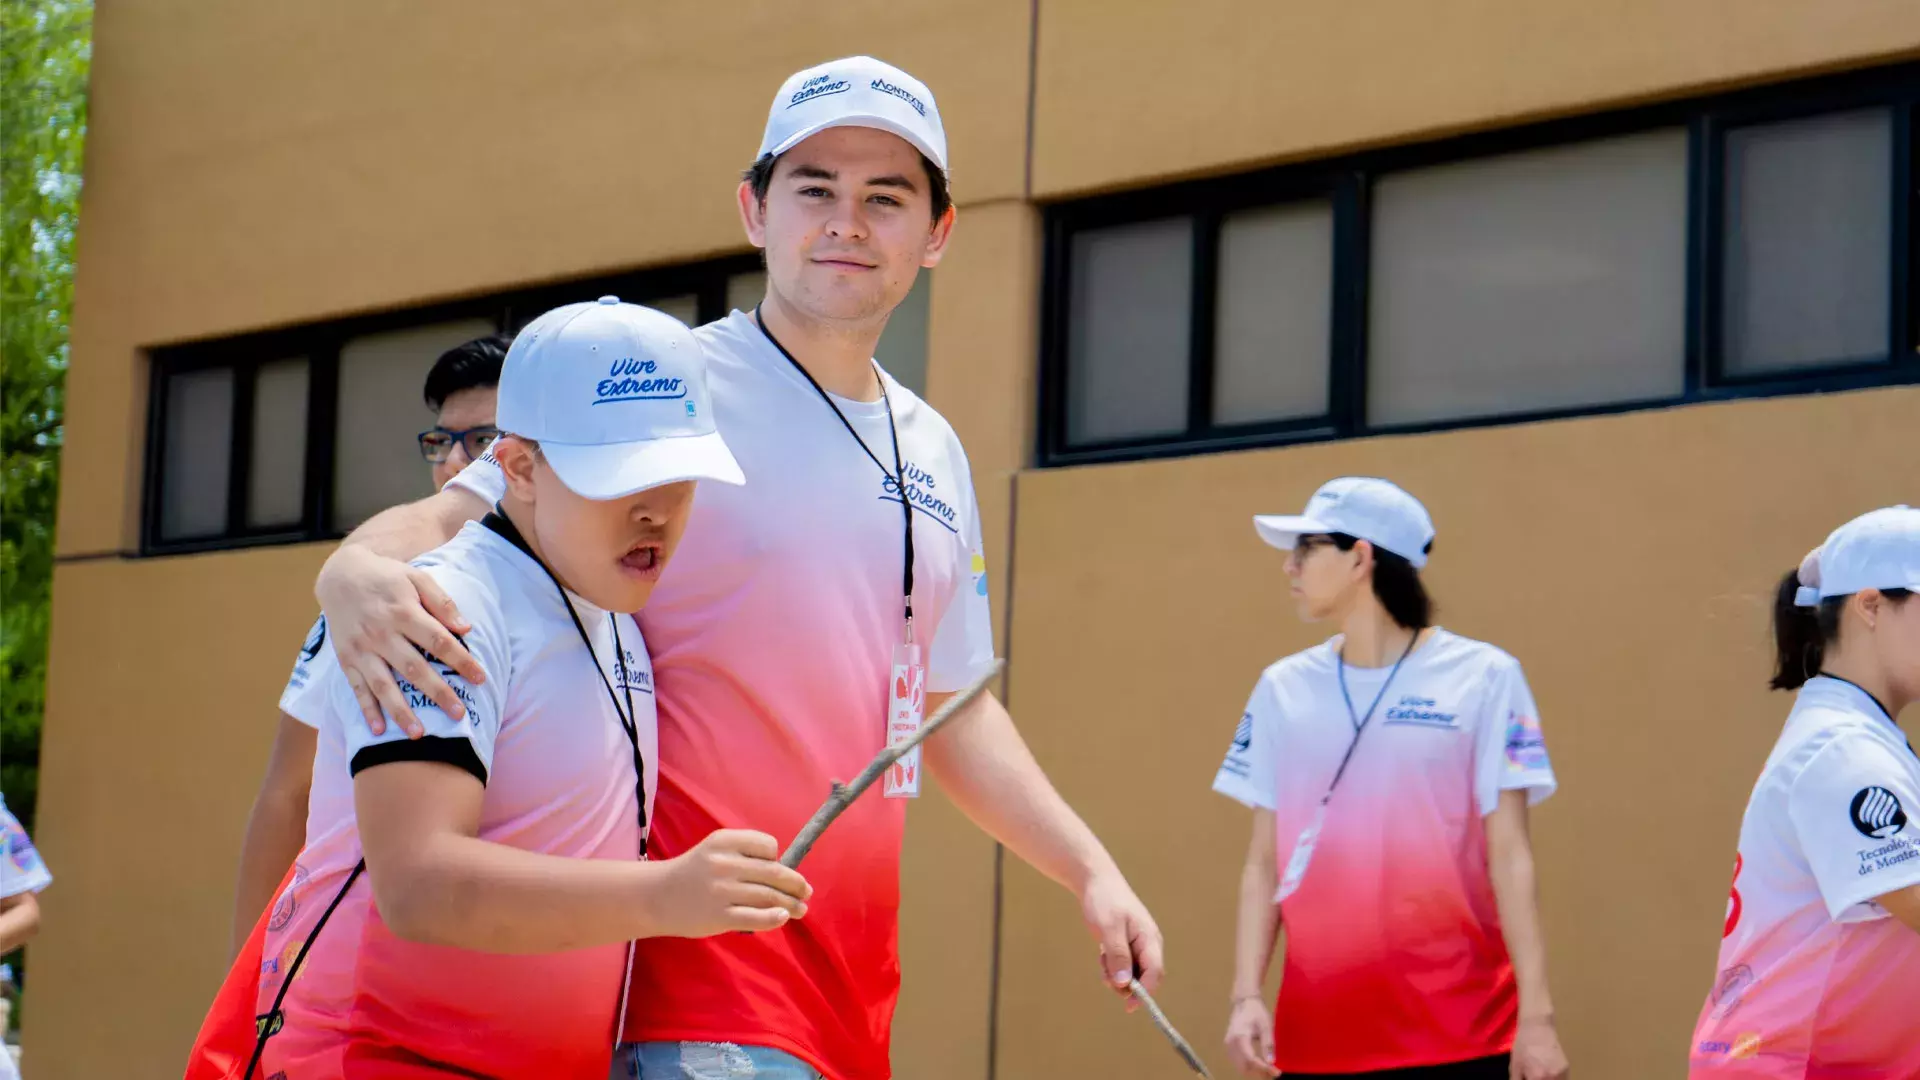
[496,297,744,500]
[757,55,948,173]
[1254,477,1436,569]
[1795,505,1920,606]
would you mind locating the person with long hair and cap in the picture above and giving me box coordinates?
[1689,505,1920,1078]
[1215,477,1569,1080]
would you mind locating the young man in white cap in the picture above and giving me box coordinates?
[1689,505,1920,1077]
[190,300,811,1080]
[294,58,1162,1080]
[1217,478,1568,1080]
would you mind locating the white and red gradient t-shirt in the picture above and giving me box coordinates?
[1689,677,1920,1078]
[1212,629,1557,1075]
[450,309,996,1079]
[259,521,652,1080]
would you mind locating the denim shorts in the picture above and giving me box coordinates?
[611,1041,824,1079]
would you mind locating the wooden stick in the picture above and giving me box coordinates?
[1129,978,1212,1078]
[780,660,1006,869]
[778,661,1206,1078]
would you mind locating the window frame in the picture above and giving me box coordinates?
[1037,62,1920,467]
[141,253,765,556]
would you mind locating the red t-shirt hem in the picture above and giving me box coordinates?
[1276,1037,1515,1075]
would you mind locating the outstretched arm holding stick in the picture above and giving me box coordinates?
[782,663,1210,1078]
[782,661,1163,996]
[920,678,1165,997]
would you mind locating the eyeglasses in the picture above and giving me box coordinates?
[417,425,501,464]
[1286,535,1341,566]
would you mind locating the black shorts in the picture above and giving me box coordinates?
[1282,1053,1510,1080]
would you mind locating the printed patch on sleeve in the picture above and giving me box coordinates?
[1503,712,1550,772]
[1218,713,1254,779]
[1851,786,1908,840]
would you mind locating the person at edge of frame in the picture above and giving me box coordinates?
[1688,505,1920,1079]
[0,791,52,1080]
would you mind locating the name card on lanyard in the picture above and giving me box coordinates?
[755,308,926,798]
[885,636,927,797]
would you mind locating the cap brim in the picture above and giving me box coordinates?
[1252,514,1335,551]
[766,114,947,173]
[540,431,745,500]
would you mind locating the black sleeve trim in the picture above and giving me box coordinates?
[350,736,487,786]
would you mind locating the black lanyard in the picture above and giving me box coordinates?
[245,858,366,1079]
[484,509,650,856]
[245,513,649,1078]
[754,305,915,636]
[1323,635,1418,800]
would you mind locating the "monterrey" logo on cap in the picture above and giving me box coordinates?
[870,78,926,117]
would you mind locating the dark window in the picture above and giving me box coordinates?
[1065,217,1195,443]
[143,255,937,554]
[1039,62,1920,466]
[156,365,235,541]
[142,256,785,554]
[331,317,499,529]
[1719,108,1892,376]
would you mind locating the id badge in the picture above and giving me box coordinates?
[884,641,927,798]
[1274,802,1327,902]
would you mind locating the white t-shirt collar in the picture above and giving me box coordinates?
[1804,674,1901,732]
[725,308,896,420]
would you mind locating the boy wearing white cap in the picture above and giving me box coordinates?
[1689,505,1920,1078]
[294,58,1161,1080]
[1217,478,1569,1080]
[198,301,811,1080]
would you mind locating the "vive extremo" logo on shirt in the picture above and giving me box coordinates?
[1383,695,1458,728]
[879,461,958,534]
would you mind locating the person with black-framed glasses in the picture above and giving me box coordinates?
[419,333,509,491]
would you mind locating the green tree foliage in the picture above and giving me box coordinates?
[2,0,91,834]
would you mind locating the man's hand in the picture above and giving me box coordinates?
[1223,997,1279,1078]
[1510,1016,1569,1080]
[317,545,482,738]
[915,685,1165,1010]
[1081,870,1164,1006]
